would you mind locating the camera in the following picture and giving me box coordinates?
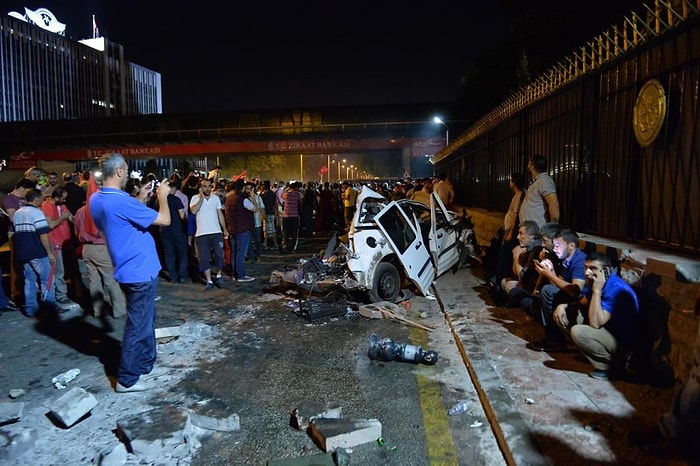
[144,180,160,196]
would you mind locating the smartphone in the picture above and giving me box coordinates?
[603,268,610,280]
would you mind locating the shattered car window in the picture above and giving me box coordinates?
[377,204,416,254]
[359,199,383,224]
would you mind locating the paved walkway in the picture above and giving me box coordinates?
[434,267,691,465]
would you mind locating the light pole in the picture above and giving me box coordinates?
[433,116,449,147]
[347,164,353,179]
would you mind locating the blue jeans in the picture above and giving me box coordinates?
[161,230,189,281]
[23,257,56,316]
[118,277,158,387]
[538,283,577,341]
[247,226,262,260]
[231,231,251,279]
[0,264,9,309]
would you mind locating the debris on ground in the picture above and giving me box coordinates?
[359,302,434,331]
[367,334,438,365]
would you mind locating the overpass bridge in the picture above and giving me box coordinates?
[0,103,458,184]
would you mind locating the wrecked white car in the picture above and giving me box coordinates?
[342,187,461,301]
[272,187,475,303]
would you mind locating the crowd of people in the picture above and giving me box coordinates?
[482,154,698,457]
[1,162,459,319]
[2,156,695,448]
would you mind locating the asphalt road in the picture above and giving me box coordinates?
[0,234,505,465]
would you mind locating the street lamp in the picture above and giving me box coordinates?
[433,116,449,147]
[346,164,353,179]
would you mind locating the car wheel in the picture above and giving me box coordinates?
[369,262,400,302]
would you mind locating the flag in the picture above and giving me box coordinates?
[92,15,99,39]
[232,170,248,181]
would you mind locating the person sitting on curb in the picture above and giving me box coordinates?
[501,220,543,309]
[552,252,640,380]
[526,228,586,352]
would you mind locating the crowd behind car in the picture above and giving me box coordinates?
[1,157,697,455]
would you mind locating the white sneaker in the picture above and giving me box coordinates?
[115,378,153,393]
[142,366,170,381]
[236,276,255,283]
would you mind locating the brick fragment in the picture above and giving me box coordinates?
[307,418,382,452]
[49,387,98,427]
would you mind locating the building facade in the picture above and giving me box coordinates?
[0,7,161,122]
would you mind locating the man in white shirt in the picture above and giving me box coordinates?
[189,179,228,290]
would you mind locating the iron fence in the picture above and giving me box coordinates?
[436,1,700,254]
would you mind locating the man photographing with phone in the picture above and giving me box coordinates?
[552,251,640,380]
[90,153,172,392]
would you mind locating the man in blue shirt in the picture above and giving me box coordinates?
[553,251,640,380]
[90,153,171,393]
[527,229,587,352]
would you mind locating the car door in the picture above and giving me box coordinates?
[429,192,460,277]
[374,201,434,296]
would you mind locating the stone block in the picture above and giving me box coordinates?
[187,410,240,432]
[0,428,37,463]
[0,402,24,425]
[49,386,98,427]
[307,418,382,453]
[290,401,342,430]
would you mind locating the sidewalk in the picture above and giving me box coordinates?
[433,267,689,465]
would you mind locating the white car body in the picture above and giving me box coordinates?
[344,187,460,302]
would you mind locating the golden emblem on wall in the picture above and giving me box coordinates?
[633,79,666,147]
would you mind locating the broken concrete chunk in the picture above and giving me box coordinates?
[267,451,335,465]
[98,443,128,466]
[0,402,24,425]
[51,368,80,389]
[187,410,240,432]
[49,386,98,427]
[0,428,37,463]
[155,326,182,339]
[117,407,188,453]
[8,389,26,400]
[307,418,382,453]
[290,401,342,431]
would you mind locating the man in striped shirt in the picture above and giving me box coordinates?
[12,189,58,317]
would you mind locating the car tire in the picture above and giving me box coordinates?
[369,262,401,303]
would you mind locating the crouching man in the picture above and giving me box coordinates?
[552,251,640,380]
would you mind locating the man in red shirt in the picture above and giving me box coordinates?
[40,187,75,309]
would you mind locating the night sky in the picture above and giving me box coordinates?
[6,1,647,115]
